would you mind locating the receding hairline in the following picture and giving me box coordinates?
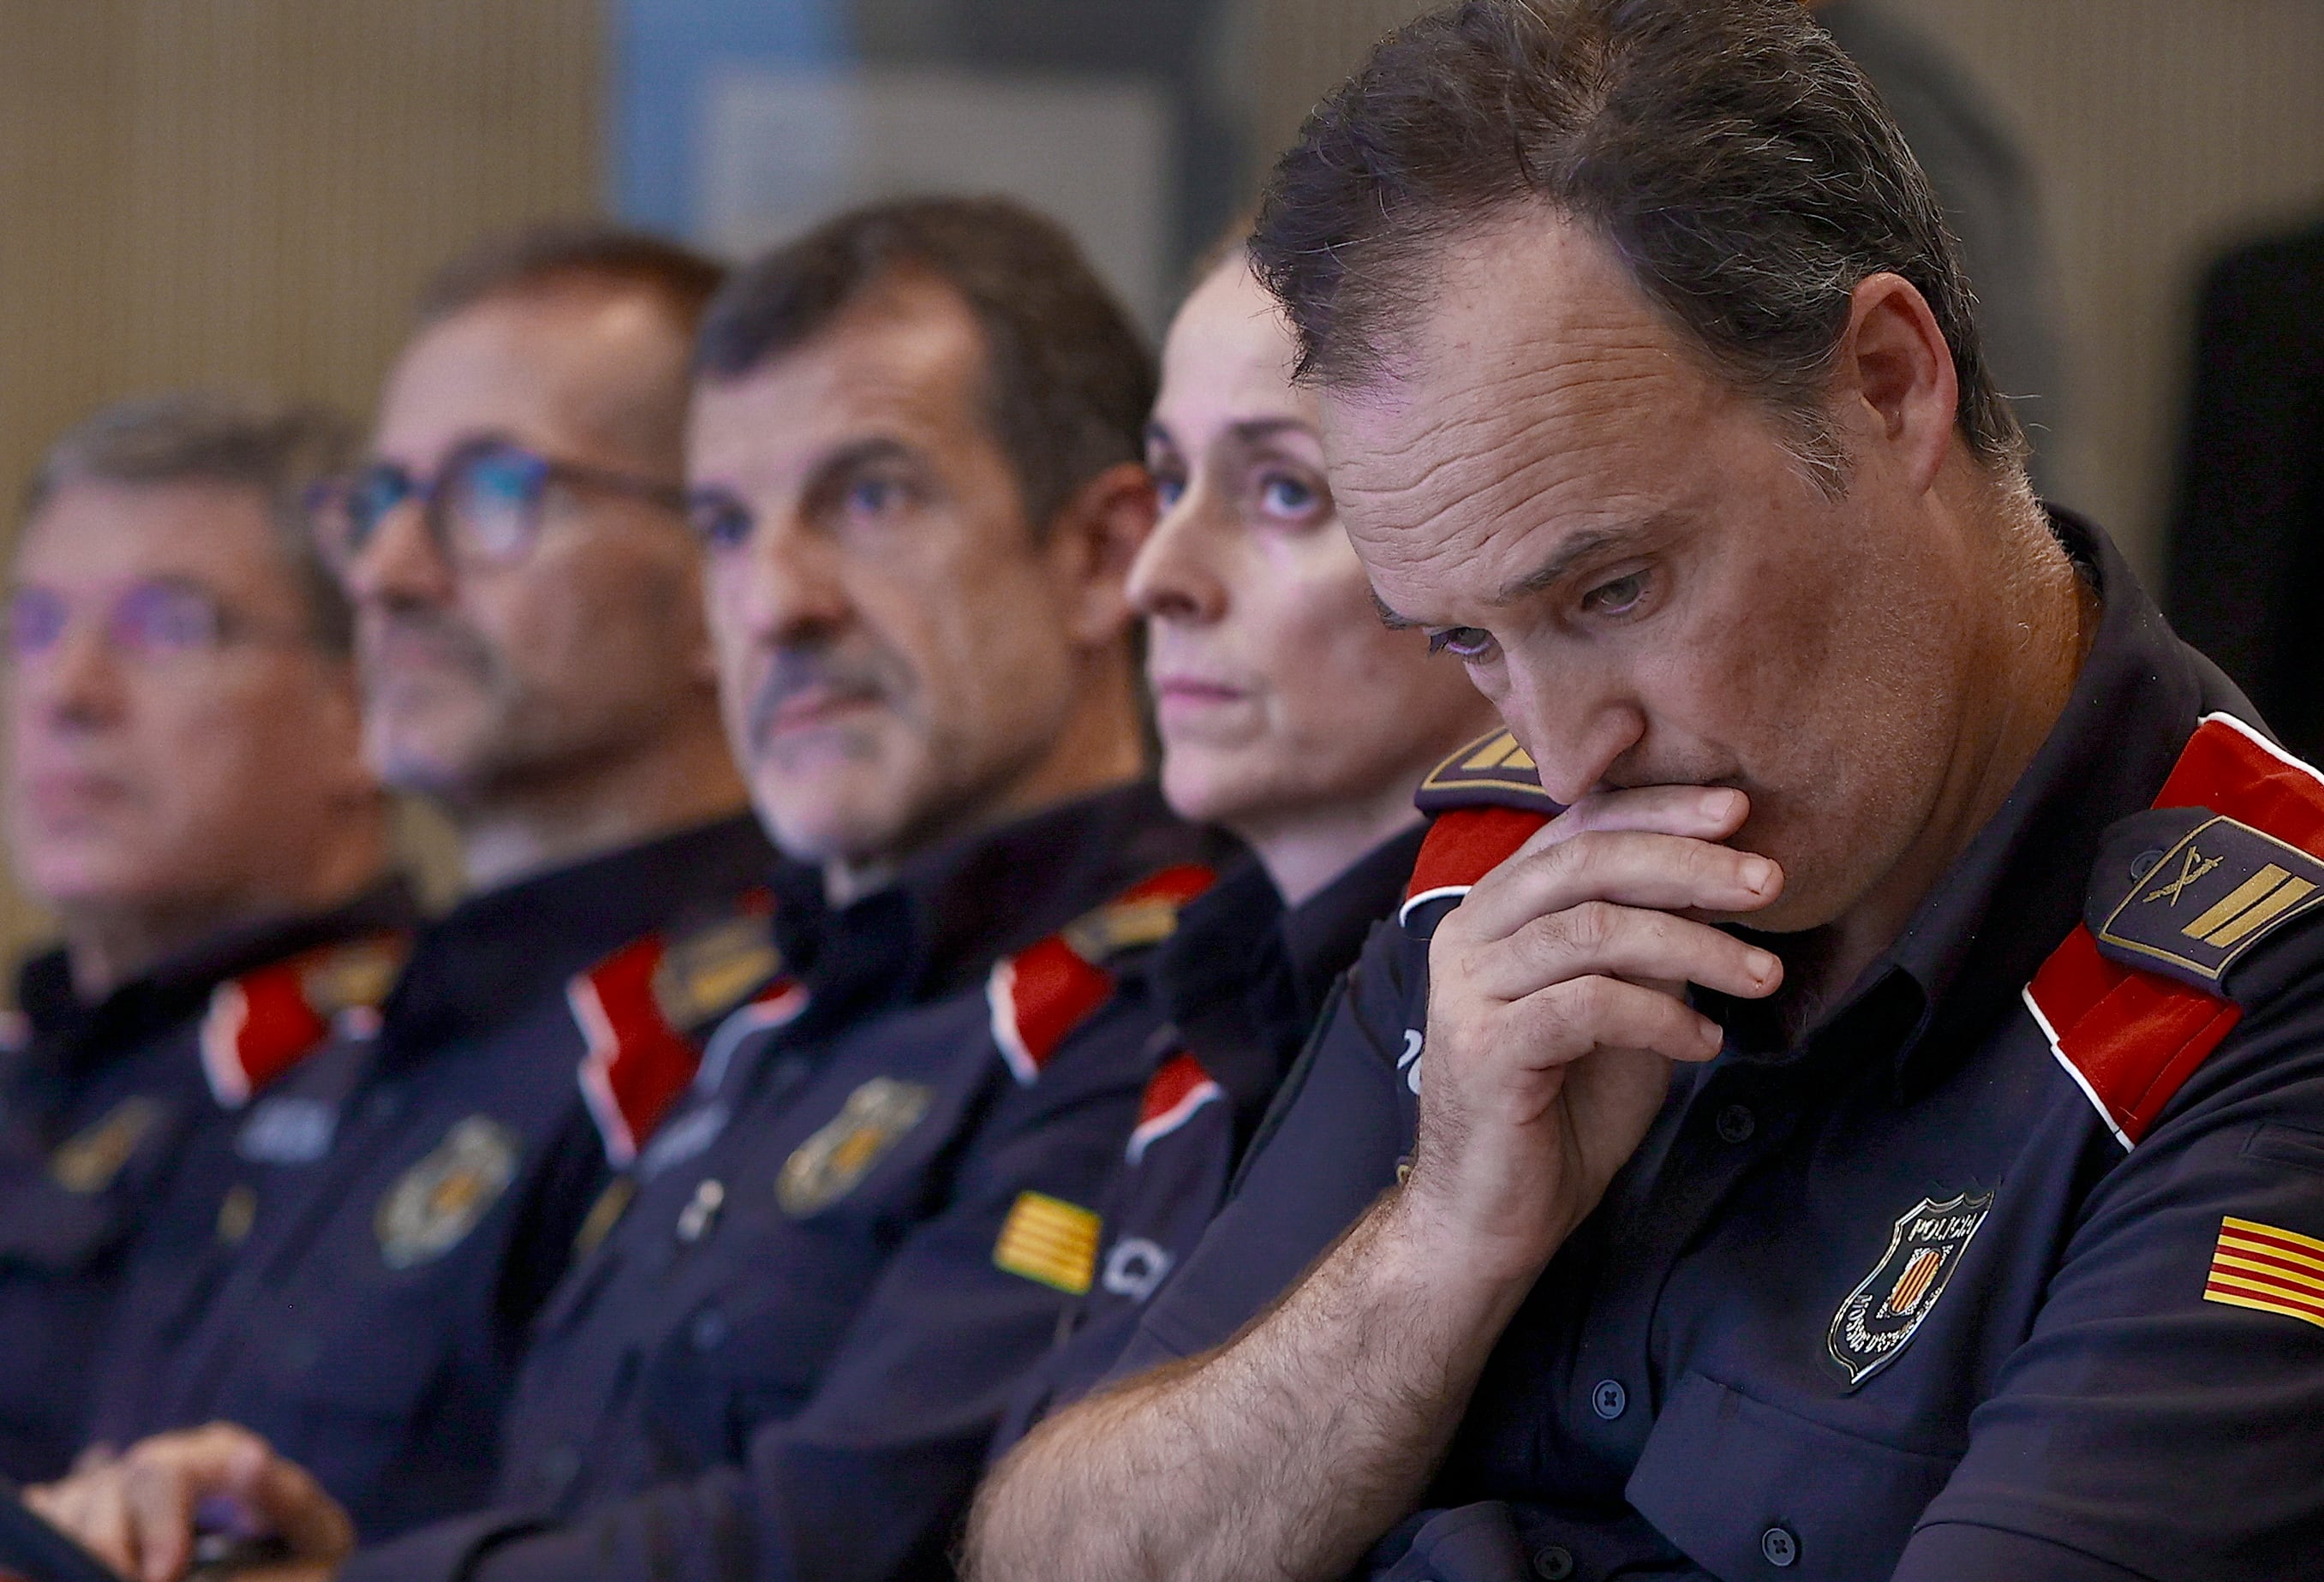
[396,283,702,465]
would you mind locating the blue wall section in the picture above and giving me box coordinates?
[612,0,847,238]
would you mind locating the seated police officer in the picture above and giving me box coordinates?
[0,394,409,1485]
[34,197,1217,1582]
[983,238,1502,1452]
[32,226,779,1544]
[970,3,2324,1579]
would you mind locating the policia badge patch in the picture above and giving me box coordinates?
[1829,1191,1993,1385]
[376,1115,521,1269]
[775,1078,934,1217]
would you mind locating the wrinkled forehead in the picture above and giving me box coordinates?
[687,279,996,495]
[1316,218,1731,592]
[14,476,282,591]
[377,293,689,473]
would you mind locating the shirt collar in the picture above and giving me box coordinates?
[772,779,1233,1022]
[1713,509,2238,1083]
[15,875,421,1072]
[380,811,776,1054]
[1160,821,1428,1072]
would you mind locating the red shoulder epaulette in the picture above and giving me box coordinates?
[2026,713,2324,1149]
[569,893,804,1167]
[200,932,409,1108]
[988,863,1217,1086]
[1126,1050,1225,1163]
[1400,728,1562,928]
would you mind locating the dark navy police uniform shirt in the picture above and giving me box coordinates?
[1116,513,2324,1582]
[344,783,1231,1582]
[990,825,1425,1455]
[0,880,415,1483]
[88,814,777,1542]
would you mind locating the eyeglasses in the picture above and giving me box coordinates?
[3,580,302,667]
[306,437,688,575]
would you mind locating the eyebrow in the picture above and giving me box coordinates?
[1369,512,1684,630]
[1144,415,1315,451]
[798,435,920,499]
[1491,521,1668,606]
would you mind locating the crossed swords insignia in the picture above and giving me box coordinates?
[2143,845,2221,906]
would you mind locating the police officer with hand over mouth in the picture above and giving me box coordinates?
[971,4,2324,1579]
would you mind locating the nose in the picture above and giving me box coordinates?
[30,612,129,731]
[1498,657,1646,805]
[344,494,454,611]
[1126,483,1230,628]
[719,506,854,650]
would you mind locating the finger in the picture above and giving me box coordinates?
[1505,973,1728,1067]
[1479,903,1783,1004]
[1530,784,1752,848]
[235,1448,354,1563]
[122,1454,202,1582]
[1459,828,1783,941]
[40,1472,139,1579]
[73,1443,122,1477]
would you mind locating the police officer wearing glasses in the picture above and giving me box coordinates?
[38,226,780,1546]
[0,394,412,1489]
[33,198,1222,1582]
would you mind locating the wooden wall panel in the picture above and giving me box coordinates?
[1920,0,2324,582]
[0,0,602,962]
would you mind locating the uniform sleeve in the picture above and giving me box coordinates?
[1895,990,2324,1581]
[416,1012,1152,1582]
[1109,928,1422,1378]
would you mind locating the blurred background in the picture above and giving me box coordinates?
[3,0,2322,958]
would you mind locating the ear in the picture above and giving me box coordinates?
[1833,271,1958,494]
[1041,461,1158,648]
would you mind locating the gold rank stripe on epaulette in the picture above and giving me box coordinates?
[993,1190,1101,1294]
[1413,729,1562,816]
[569,897,805,1168]
[200,933,409,1110]
[50,1096,165,1195]
[2026,713,2324,1149]
[2204,1216,2324,1331]
[988,864,1217,1086]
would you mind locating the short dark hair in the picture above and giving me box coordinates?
[416,220,726,336]
[696,195,1156,533]
[22,392,359,654]
[1252,0,2024,484]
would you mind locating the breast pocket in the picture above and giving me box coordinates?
[638,1263,878,1471]
[0,1173,131,1273]
[1626,1372,1959,1582]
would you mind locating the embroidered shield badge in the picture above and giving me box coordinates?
[1828,1190,1993,1385]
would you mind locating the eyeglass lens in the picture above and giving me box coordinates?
[322,442,550,569]
[4,581,230,662]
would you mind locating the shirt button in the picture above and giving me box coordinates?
[1761,1525,1799,1567]
[690,1307,730,1352]
[1532,1544,1575,1580]
[1716,1103,1756,1143]
[1590,1378,1628,1419]
[536,1442,580,1498]
[676,1178,726,1243]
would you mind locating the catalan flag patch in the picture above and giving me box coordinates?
[2203,1216,2324,1331]
[993,1191,1101,1295]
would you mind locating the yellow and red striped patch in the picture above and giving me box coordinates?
[993,1191,1100,1295]
[2204,1215,2324,1331]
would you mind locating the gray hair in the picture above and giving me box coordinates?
[22,391,359,654]
[1251,0,2028,491]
